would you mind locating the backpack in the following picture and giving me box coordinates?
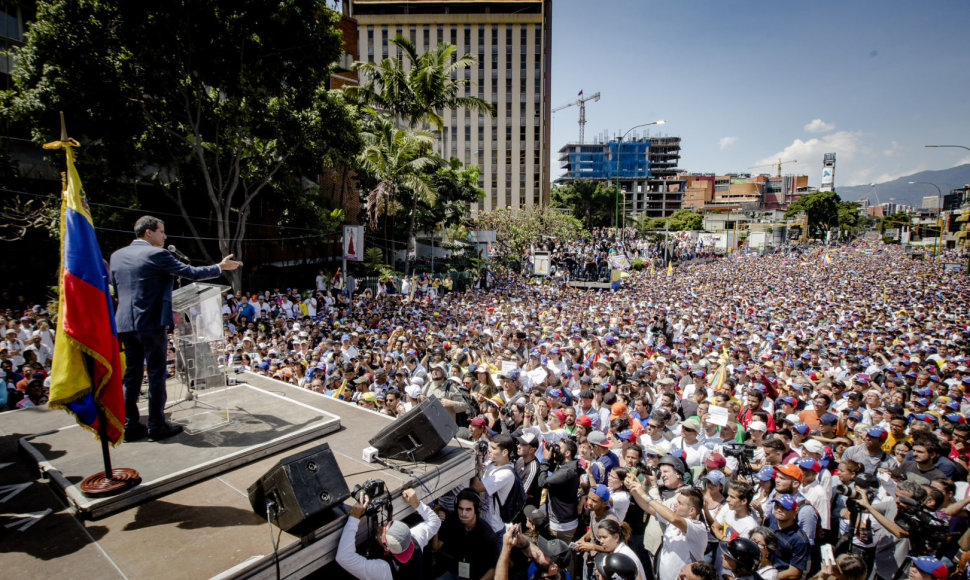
[496,464,527,522]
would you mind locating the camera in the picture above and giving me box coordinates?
[835,485,876,512]
[722,442,756,460]
[546,443,563,465]
[351,478,390,516]
[895,499,949,555]
[475,439,489,456]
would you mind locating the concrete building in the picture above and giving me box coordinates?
[557,136,685,220]
[348,0,552,212]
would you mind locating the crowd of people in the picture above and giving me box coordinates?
[4,229,970,580]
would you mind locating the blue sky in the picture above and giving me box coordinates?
[550,0,970,187]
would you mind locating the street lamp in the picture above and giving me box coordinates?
[615,120,666,232]
[925,144,970,272]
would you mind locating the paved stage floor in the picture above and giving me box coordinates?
[0,373,475,579]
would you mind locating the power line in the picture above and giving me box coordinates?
[0,186,353,235]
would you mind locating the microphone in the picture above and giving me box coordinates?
[167,245,191,263]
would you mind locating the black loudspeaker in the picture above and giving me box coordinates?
[369,395,457,461]
[248,443,350,532]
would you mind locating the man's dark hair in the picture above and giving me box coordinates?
[559,438,577,460]
[689,561,717,580]
[890,414,908,425]
[762,438,787,453]
[134,215,163,238]
[491,433,515,458]
[456,487,481,513]
[912,431,940,456]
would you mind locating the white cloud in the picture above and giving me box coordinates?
[719,136,738,150]
[803,118,835,133]
[755,130,863,171]
[883,141,904,157]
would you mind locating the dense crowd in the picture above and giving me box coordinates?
[5,231,970,580]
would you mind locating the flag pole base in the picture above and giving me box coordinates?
[80,468,141,498]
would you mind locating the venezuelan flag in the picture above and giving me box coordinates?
[46,138,125,444]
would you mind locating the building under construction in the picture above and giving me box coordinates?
[556,135,684,219]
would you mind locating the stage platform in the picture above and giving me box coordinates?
[20,382,342,520]
[0,372,476,579]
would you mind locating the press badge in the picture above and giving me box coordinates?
[458,561,471,578]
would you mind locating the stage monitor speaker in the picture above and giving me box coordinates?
[248,442,350,532]
[369,395,457,461]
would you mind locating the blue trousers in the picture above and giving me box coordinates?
[120,328,169,431]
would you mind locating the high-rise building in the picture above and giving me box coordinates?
[557,136,684,219]
[348,0,552,212]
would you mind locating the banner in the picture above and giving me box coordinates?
[343,225,363,261]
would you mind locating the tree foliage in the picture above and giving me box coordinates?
[550,181,616,228]
[836,201,865,234]
[351,35,495,131]
[5,0,360,288]
[784,190,841,238]
[349,35,494,273]
[638,209,704,232]
[474,207,587,259]
[418,158,485,233]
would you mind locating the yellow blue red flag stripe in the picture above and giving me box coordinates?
[46,138,126,444]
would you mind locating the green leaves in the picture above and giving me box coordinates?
[784,190,841,238]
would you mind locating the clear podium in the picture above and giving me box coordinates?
[171,282,231,434]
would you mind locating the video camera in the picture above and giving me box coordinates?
[351,478,390,517]
[895,497,949,555]
[722,442,756,460]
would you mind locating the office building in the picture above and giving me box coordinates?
[348,0,552,212]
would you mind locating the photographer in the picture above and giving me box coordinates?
[537,438,582,541]
[833,471,879,572]
[337,488,441,580]
[853,480,927,580]
[470,434,518,534]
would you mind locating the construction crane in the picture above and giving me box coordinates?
[748,159,797,177]
[552,91,600,144]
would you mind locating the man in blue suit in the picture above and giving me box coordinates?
[110,216,241,441]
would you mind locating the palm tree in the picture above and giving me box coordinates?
[352,35,494,272]
[358,117,439,270]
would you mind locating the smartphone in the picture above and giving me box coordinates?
[820,544,836,566]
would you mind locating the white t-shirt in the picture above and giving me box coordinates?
[714,509,758,540]
[669,437,708,468]
[657,517,708,580]
[481,462,515,533]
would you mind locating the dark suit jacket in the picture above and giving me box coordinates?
[110,240,223,333]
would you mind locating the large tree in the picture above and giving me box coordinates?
[475,207,586,261]
[5,0,359,288]
[784,190,841,238]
